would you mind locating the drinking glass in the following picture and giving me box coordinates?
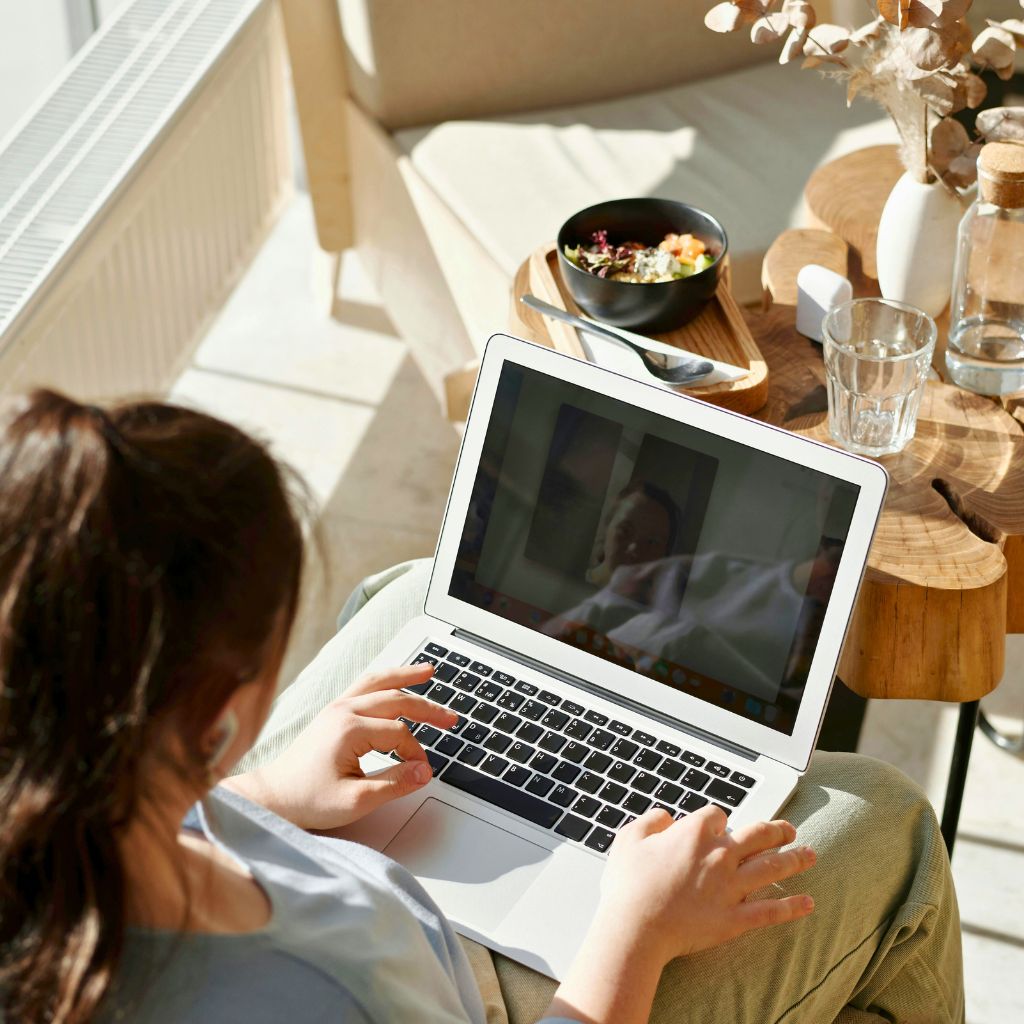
[822,299,937,458]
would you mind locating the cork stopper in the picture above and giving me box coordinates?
[978,142,1024,208]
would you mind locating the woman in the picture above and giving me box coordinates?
[0,392,963,1023]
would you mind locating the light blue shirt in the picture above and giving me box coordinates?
[104,788,572,1023]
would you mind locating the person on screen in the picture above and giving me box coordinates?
[586,481,681,587]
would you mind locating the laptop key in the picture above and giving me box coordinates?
[561,699,585,716]
[656,740,681,758]
[433,662,459,683]
[492,671,514,685]
[483,733,512,754]
[657,759,684,782]
[713,803,733,817]
[655,781,684,804]
[550,784,577,807]
[447,652,471,667]
[507,742,533,764]
[681,750,706,767]
[571,795,601,818]
[584,709,608,726]
[495,712,521,734]
[427,684,455,705]
[598,782,627,805]
[477,681,502,702]
[529,751,557,774]
[706,779,747,807]
[588,729,615,751]
[596,805,625,829]
[435,735,463,757]
[608,761,636,784]
[525,774,555,798]
[520,700,547,722]
[481,755,509,777]
[683,768,711,791]
[471,704,498,724]
[623,792,652,814]
[449,715,467,735]
[462,722,489,745]
[622,814,637,827]
[552,761,581,784]
[538,689,561,706]
[517,722,544,743]
[514,680,538,696]
[564,718,591,741]
[504,765,530,787]
[584,751,612,774]
[543,709,570,731]
[539,731,567,753]
[609,720,632,736]
[453,671,481,693]
[577,772,603,795]
[425,642,448,657]
[554,814,591,842]
[679,791,709,812]
[585,827,616,853]
[610,739,638,760]
[426,750,449,775]
[496,691,525,711]
[706,762,730,778]
[413,653,437,667]
[441,762,561,829]
[469,661,492,676]
[730,771,756,788]
[417,725,442,746]
[652,802,674,816]
[634,749,661,770]
[398,716,418,734]
[449,693,477,715]
[634,731,656,747]
[563,742,588,764]
[405,680,432,696]
[632,772,659,794]
[457,744,486,767]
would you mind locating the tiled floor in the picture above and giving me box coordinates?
[173,192,1024,1023]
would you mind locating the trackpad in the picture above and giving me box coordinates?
[383,798,549,932]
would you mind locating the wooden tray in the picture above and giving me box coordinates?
[509,243,769,415]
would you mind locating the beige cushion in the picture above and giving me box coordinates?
[394,61,900,309]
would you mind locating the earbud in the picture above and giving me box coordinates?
[205,709,240,772]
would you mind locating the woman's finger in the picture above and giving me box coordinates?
[691,803,730,838]
[346,759,434,817]
[346,690,458,728]
[732,894,814,933]
[619,805,675,841]
[348,718,429,764]
[738,845,816,893]
[346,663,434,698]
[730,819,797,861]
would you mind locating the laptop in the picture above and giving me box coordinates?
[338,333,888,979]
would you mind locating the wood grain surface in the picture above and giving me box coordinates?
[754,233,1024,702]
[509,246,769,415]
[804,145,904,281]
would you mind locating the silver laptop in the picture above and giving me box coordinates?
[338,333,887,979]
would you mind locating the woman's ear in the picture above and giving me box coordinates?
[204,709,239,772]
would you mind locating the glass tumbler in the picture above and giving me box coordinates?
[822,299,937,458]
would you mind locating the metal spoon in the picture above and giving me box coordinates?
[521,295,714,385]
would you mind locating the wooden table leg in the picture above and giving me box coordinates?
[941,700,980,857]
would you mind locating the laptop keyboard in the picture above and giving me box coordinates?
[391,643,760,856]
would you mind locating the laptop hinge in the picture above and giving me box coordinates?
[454,628,759,763]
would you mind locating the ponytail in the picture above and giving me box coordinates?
[0,390,304,1022]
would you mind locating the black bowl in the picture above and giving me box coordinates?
[556,198,728,333]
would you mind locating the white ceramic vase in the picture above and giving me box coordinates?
[875,171,964,318]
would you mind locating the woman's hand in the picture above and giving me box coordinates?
[548,806,816,1024]
[225,664,456,830]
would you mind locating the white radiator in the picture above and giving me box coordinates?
[0,0,292,400]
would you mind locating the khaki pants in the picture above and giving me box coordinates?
[240,560,964,1024]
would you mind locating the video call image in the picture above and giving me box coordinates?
[451,364,859,736]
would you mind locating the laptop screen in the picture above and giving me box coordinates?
[449,362,860,736]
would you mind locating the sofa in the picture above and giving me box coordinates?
[279,0,905,416]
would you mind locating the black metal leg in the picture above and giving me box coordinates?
[978,708,1024,754]
[940,700,980,857]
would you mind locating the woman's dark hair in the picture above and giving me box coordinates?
[0,390,305,1023]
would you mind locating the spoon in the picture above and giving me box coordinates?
[520,295,714,385]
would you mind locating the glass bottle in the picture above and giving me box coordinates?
[946,142,1024,395]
